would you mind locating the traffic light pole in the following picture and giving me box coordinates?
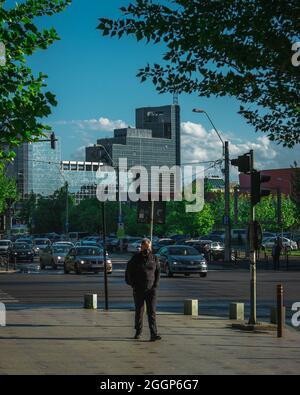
[249,149,257,325]
[150,200,155,244]
[65,182,69,235]
[224,141,231,262]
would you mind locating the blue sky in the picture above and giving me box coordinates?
[20,0,300,172]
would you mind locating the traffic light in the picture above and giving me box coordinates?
[251,171,271,206]
[50,132,56,149]
[231,153,251,173]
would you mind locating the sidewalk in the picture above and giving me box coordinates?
[0,308,299,375]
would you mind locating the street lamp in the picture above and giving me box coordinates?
[192,109,225,154]
[192,108,231,262]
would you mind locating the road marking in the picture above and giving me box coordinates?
[0,289,19,303]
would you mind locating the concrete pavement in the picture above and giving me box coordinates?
[0,307,299,375]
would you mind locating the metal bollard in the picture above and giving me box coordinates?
[84,294,98,310]
[229,303,244,321]
[184,299,198,316]
[277,284,284,338]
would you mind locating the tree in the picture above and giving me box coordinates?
[211,191,297,231]
[157,200,214,237]
[0,164,18,214]
[27,187,74,233]
[291,162,300,227]
[0,0,71,161]
[98,0,300,147]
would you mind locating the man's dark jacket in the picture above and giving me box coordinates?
[125,252,160,291]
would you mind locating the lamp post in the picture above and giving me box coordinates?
[193,109,231,261]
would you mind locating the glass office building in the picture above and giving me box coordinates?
[10,136,102,202]
[86,104,181,169]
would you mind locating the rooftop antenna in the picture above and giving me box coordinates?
[173,92,179,105]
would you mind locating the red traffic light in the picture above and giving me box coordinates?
[251,172,271,206]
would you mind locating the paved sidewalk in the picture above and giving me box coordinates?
[0,308,299,375]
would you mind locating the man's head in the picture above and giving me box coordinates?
[141,238,152,253]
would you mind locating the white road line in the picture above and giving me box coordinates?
[0,289,19,303]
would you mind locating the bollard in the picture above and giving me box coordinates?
[270,306,286,325]
[229,303,244,321]
[184,299,198,316]
[84,294,97,310]
[277,284,284,338]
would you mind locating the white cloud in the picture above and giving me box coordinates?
[56,117,128,132]
[181,121,300,177]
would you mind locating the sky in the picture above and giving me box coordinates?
[17,0,300,176]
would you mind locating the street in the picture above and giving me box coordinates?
[1,254,300,324]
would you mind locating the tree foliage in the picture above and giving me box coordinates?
[98,0,300,147]
[0,163,18,214]
[0,0,71,161]
[210,191,298,231]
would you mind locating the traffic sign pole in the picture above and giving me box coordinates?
[249,150,257,325]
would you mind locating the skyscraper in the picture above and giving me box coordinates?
[86,104,181,169]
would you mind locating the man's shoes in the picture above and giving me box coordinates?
[150,335,162,342]
[134,332,142,340]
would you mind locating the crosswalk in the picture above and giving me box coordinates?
[0,289,19,303]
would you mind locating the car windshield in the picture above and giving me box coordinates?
[0,241,9,246]
[168,247,200,256]
[53,246,70,253]
[14,243,30,250]
[76,247,102,256]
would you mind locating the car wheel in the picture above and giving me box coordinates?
[166,265,173,278]
[200,273,207,278]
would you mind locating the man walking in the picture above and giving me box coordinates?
[125,238,161,342]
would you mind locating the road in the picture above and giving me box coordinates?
[0,254,300,323]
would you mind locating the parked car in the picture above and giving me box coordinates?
[262,237,298,251]
[169,234,191,242]
[127,240,142,253]
[64,246,112,274]
[106,237,120,252]
[156,245,208,278]
[53,241,74,248]
[184,240,225,261]
[263,231,277,239]
[33,238,51,255]
[9,242,34,263]
[68,232,90,243]
[152,238,176,253]
[40,243,72,270]
[15,238,33,246]
[0,240,13,255]
[199,234,224,243]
